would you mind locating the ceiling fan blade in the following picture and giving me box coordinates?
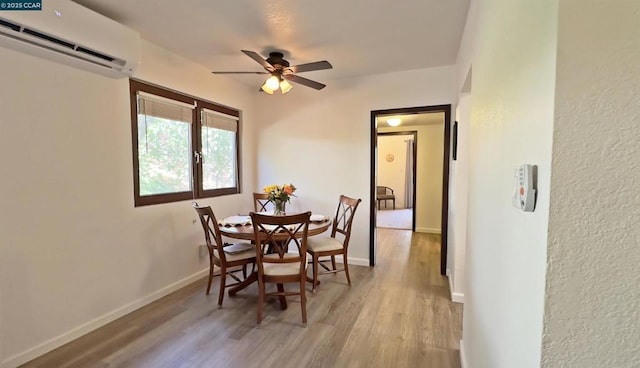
[288,60,333,73]
[212,71,269,74]
[283,74,326,90]
[241,50,275,71]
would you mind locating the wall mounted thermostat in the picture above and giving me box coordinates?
[512,164,536,212]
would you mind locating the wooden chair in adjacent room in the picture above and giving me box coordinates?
[250,211,311,326]
[306,195,362,292]
[376,185,396,210]
[193,203,256,307]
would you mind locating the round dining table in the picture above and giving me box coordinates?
[218,215,332,301]
[218,217,332,241]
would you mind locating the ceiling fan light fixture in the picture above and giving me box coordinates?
[214,50,333,94]
[387,118,402,127]
[261,83,275,94]
[280,79,293,94]
[265,75,280,91]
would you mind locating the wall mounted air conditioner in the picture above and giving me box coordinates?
[0,0,140,78]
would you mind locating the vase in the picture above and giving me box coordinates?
[273,200,285,215]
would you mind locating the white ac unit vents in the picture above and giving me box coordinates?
[0,0,140,78]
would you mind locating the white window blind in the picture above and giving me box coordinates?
[202,108,238,132]
[138,91,194,123]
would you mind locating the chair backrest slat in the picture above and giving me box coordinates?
[331,195,362,249]
[253,192,287,213]
[253,192,271,212]
[193,203,227,262]
[377,186,394,195]
[250,212,311,272]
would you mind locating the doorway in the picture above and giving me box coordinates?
[369,105,451,275]
[376,131,417,231]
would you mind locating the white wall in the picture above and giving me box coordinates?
[448,92,470,304]
[458,0,557,367]
[542,1,640,366]
[253,66,457,264]
[414,124,443,233]
[377,135,410,209]
[0,40,257,367]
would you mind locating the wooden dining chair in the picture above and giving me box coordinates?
[253,192,286,252]
[307,195,362,292]
[250,211,311,326]
[193,203,256,308]
[253,192,286,213]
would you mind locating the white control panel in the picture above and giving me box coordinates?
[512,164,536,212]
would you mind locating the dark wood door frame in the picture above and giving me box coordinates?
[377,131,418,231]
[370,105,451,275]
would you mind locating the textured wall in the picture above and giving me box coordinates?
[542,1,640,367]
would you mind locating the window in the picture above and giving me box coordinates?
[129,80,241,206]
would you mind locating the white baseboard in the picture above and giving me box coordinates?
[460,339,468,368]
[446,268,464,304]
[451,291,465,304]
[415,227,441,234]
[2,269,209,368]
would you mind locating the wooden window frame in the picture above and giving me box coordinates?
[129,79,241,207]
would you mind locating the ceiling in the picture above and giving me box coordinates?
[73,0,470,87]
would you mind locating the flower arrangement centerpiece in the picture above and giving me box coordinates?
[263,183,296,215]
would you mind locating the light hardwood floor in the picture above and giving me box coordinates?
[21,229,462,368]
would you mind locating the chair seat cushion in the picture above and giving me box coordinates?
[307,237,344,252]
[377,194,395,200]
[262,253,307,276]
[213,242,255,262]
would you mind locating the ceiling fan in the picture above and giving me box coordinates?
[212,50,333,94]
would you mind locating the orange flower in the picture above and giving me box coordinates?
[283,184,296,195]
